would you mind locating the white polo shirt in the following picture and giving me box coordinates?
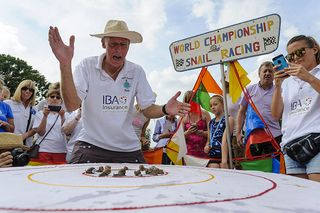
[73,54,156,152]
[281,65,320,146]
[4,100,37,147]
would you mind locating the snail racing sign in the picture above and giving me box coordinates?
[169,14,281,72]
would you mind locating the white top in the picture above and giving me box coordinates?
[4,100,37,147]
[63,109,83,162]
[33,111,67,153]
[281,65,320,146]
[132,107,148,138]
[73,54,155,152]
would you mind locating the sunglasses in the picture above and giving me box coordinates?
[21,87,34,93]
[286,47,309,62]
[49,95,61,100]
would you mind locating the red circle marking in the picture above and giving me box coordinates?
[0,167,277,212]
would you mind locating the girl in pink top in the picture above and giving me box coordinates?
[181,91,211,158]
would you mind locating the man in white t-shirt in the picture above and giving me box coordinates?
[48,20,190,163]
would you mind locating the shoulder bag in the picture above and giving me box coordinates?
[28,115,59,158]
[283,133,320,163]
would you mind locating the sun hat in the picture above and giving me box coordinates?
[0,133,28,151]
[90,20,143,43]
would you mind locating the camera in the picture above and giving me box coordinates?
[48,105,62,112]
[11,148,30,167]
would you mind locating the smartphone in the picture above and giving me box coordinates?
[48,105,62,112]
[272,54,288,71]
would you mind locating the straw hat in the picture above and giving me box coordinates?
[90,20,143,43]
[0,133,28,151]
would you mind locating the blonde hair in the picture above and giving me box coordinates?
[183,90,193,103]
[2,86,11,100]
[0,79,4,88]
[11,80,37,106]
[47,82,61,97]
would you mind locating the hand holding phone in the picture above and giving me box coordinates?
[272,54,288,71]
[48,105,62,112]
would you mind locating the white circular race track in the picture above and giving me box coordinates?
[0,163,319,212]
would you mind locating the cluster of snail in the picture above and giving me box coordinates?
[84,165,165,177]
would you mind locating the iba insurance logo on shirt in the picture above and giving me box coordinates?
[289,97,312,116]
[102,95,129,112]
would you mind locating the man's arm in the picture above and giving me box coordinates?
[236,104,247,145]
[152,120,161,142]
[271,83,284,121]
[142,91,190,118]
[60,63,81,111]
[48,26,81,111]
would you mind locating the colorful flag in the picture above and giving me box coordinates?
[192,67,222,112]
[229,61,251,103]
[166,124,187,165]
[184,155,210,167]
[143,148,163,164]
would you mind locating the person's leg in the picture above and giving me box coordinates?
[308,174,320,182]
[306,152,320,182]
[290,174,308,179]
[162,153,170,165]
[284,153,307,178]
[207,163,220,168]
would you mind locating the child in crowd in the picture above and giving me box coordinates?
[204,95,233,169]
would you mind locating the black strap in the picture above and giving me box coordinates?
[23,106,33,145]
[35,115,59,146]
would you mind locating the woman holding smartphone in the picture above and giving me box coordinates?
[271,35,320,182]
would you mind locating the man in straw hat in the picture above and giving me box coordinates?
[48,20,190,164]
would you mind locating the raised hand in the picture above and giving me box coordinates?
[273,64,289,87]
[48,26,75,65]
[165,91,190,117]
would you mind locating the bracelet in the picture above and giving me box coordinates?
[162,104,169,115]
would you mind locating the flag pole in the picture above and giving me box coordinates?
[219,63,234,169]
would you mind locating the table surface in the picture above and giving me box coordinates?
[1,163,319,212]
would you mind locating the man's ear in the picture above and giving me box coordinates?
[101,38,106,48]
[312,47,318,55]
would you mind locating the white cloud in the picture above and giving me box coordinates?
[148,66,198,104]
[191,0,274,30]
[282,22,299,41]
[0,22,26,54]
[191,0,217,30]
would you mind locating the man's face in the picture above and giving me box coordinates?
[259,65,274,87]
[103,37,130,68]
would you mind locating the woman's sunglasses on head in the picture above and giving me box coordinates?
[21,87,34,93]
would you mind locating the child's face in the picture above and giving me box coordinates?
[210,97,223,115]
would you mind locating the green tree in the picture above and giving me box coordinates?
[0,54,50,102]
